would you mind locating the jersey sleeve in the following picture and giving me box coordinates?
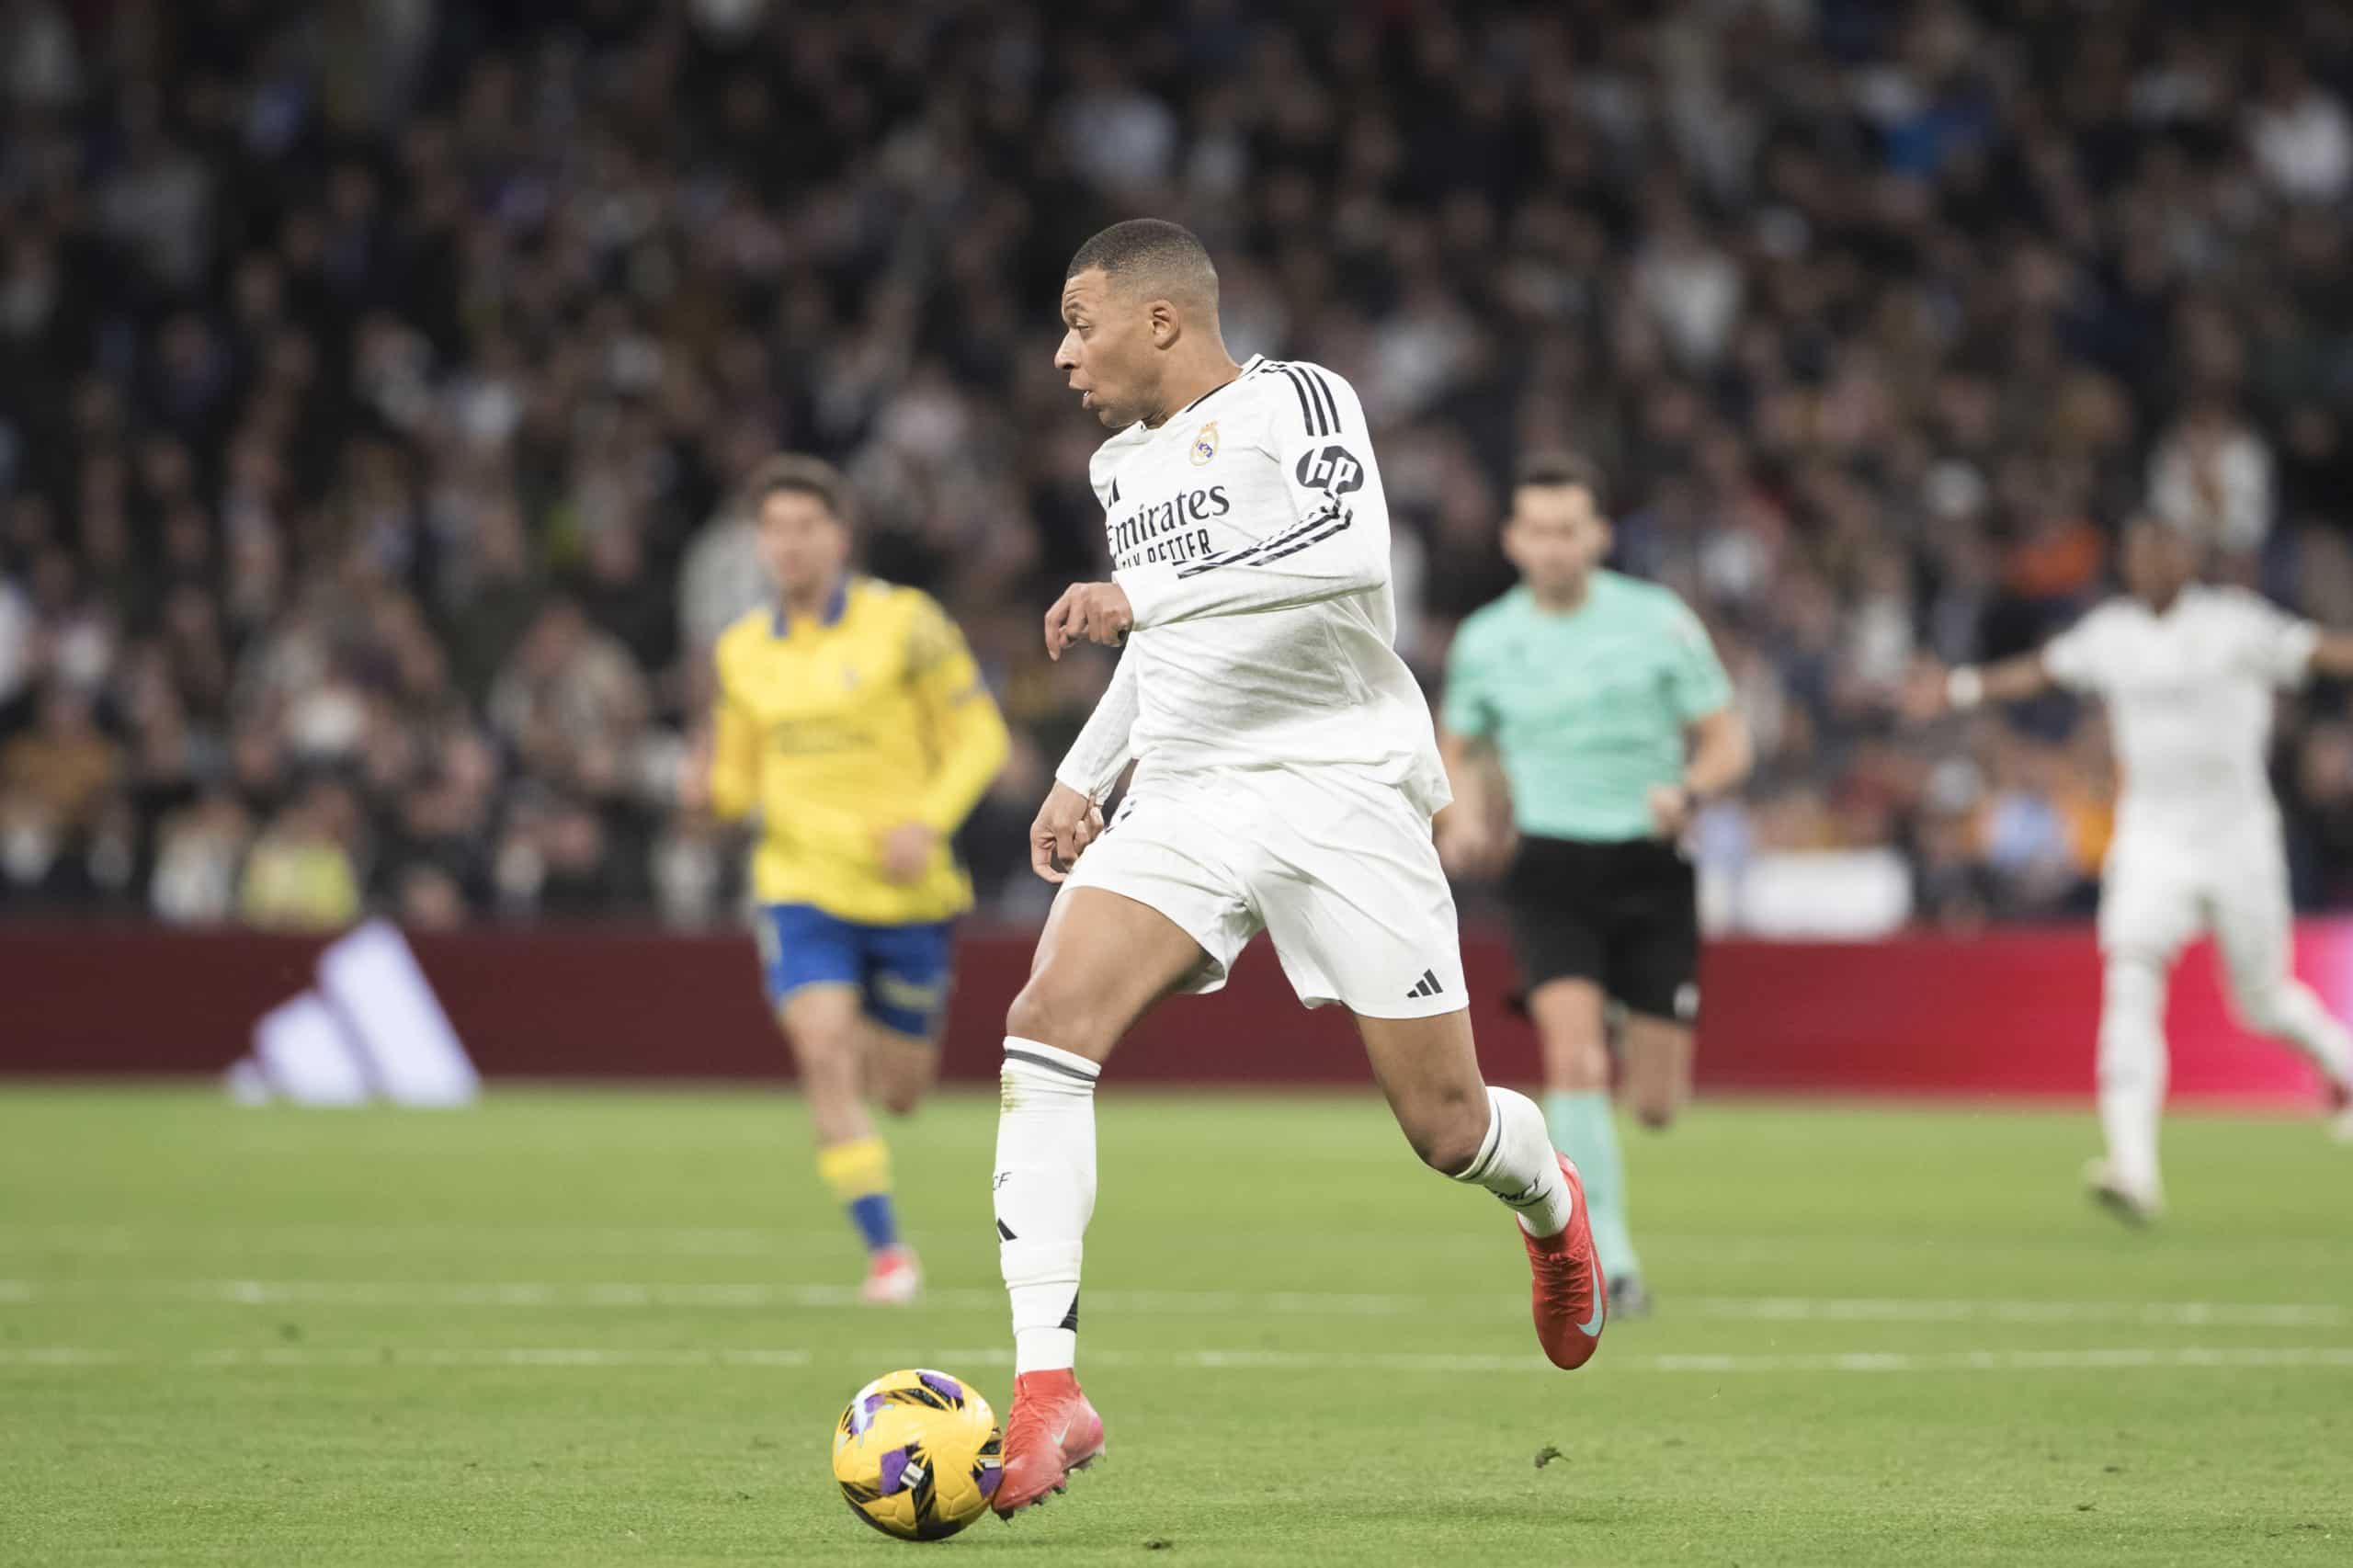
[1117,366,1390,629]
[707,644,761,824]
[1054,647,1140,800]
[1439,616,1500,739]
[1663,594,1735,721]
[2040,608,2117,693]
[2224,589,2321,688]
[904,594,1011,833]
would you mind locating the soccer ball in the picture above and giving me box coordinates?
[832,1369,1003,1540]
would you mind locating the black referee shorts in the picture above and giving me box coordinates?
[1502,835,1700,1024]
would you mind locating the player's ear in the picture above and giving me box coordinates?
[1149,298,1180,348]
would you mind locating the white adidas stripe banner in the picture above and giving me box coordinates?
[225,921,480,1108]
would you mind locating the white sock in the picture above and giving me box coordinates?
[1450,1086,1575,1239]
[992,1038,1099,1374]
[2097,957,2168,1198]
[2253,981,2353,1088]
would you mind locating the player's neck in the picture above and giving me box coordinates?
[1141,348,1243,429]
[780,574,846,626]
[1528,574,1593,615]
[2137,584,2185,615]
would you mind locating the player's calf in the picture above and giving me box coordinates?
[866,1031,937,1119]
[1391,1078,1494,1175]
[780,990,870,1139]
[1620,1016,1693,1131]
[1360,1014,1602,1369]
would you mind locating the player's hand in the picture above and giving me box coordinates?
[1044,582,1134,660]
[878,822,938,885]
[1029,781,1107,883]
[1436,813,1505,878]
[1898,657,1950,723]
[1648,782,1695,838]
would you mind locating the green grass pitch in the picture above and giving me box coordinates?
[1,1085,2347,1566]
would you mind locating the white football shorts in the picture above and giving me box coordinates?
[2099,821,2294,994]
[1060,767,1466,1018]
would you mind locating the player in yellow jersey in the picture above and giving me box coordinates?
[682,455,1009,1304]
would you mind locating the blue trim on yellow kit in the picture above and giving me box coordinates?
[773,576,851,637]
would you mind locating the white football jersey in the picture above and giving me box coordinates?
[2041,585,2317,844]
[1054,355,1449,816]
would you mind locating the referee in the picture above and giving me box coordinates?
[1437,453,1753,1317]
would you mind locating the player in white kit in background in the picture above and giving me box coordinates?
[986,221,1606,1519]
[1915,517,2353,1222]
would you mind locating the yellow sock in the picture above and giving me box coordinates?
[817,1136,899,1253]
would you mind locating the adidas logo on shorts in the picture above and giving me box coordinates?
[1404,969,1445,1000]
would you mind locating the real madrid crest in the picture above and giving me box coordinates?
[1189,420,1219,466]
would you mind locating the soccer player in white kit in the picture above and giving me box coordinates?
[987,221,1605,1519]
[1917,517,2353,1222]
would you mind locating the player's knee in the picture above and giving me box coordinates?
[784,1019,861,1089]
[872,1040,937,1117]
[1400,1086,1490,1174]
[873,1066,928,1119]
[1006,977,1113,1061]
[1630,1089,1679,1131]
[2229,979,2293,1037]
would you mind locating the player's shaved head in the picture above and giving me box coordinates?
[1056,219,1236,429]
[1066,219,1220,312]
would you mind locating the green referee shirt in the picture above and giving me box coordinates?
[1441,573,1734,843]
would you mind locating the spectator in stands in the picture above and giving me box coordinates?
[239,780,361,932]
[2148,396,2277,568]
[2,684,120,839]
[0,0,2349,936]
[150,792,250,926]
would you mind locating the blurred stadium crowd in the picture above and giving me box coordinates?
[5,0,2353,931]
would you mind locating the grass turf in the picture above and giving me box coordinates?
[0,1085,2347,1566]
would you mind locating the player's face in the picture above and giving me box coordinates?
[2120,521,2194,606]
[1505,483,1612,597]
[1055,268,1156,429]
[756,490,849,600]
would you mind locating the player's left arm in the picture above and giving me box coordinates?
[1435,619,1513,874]
[891,596,1010,880]
[2220,588,2341,687]
[1680,708,1753,802]
[1653,598,1753,835]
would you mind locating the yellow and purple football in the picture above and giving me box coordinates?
[831,1369,1003,1540]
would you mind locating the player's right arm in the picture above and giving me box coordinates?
[1905,652,2058,719]
[1054,648,1138,803]
[1908,605,2112,722]
[689,643,761,822]
[1027,649,1135,882]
